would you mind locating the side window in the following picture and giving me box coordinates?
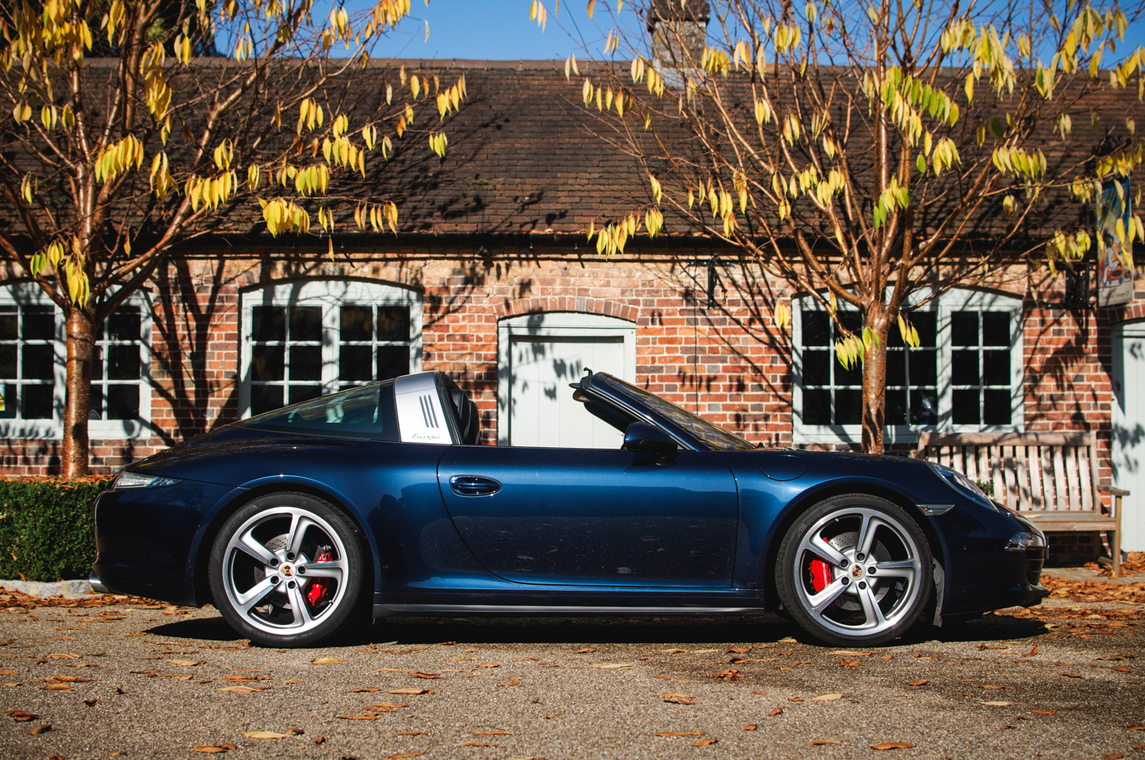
[241,281,421,417]
[793,289,1022,444]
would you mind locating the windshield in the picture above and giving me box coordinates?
[603,376,756,451]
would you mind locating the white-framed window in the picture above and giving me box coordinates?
[793,288,1023,445]
[240,280,422,417]
[0,283,152,440]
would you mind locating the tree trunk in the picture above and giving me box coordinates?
[60,306,95,477]
[860,307,892,455]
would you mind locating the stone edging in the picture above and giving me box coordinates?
[0,579,92,598]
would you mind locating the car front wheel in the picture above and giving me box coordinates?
[209,493,363,647]
[776,494,931,647]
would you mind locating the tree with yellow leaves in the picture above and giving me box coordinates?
[537,0,1143,453]
[0,0,465,475]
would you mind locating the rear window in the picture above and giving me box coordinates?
[243,382,399,441]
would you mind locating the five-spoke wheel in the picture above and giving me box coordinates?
[209,493,363,647]
[776,495,931,646]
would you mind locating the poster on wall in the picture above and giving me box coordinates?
[1096,176,1135,307]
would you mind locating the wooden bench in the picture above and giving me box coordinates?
[916,432,1127,576]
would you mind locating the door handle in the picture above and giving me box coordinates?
[449,475,502,497]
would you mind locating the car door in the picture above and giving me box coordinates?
[437,446,738,587]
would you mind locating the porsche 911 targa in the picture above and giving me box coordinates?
[91,370,1048,647]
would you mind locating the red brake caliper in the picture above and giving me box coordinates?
[305,551,333,606]
[810,559,833,593]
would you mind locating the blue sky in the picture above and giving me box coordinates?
[361,0,1144,62]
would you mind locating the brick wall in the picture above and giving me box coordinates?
[0,240,1136,482]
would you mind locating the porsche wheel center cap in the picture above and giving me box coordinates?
[281,564,294,578]
[850,565,863,579]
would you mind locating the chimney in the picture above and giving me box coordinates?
[647,0,711,71]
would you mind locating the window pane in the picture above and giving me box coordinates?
[108,345,141,380]
[803,311,830,346]
[22,345,53,380]
[984,390,1011,425]
[835,389,862,425]
[288,384,322,405]
[0,345,14,379]
[22,307,54,341]
[908,349,935,386]
[252,306,285,342]
[802,389,830,425]
[340,306,373,342]
[886,350,906,386]
[92,346,104,381]
[250,385,284,415]
[910,390,938,425]
[289,306,322,342]
[22,384,53,419]
[802,350,830,385]
[339,346,372,381]
[0,312,16,341]
[951,350,979,385]
[252,345,285,381]
[377,346,409,381]
[951,311,977,347]
[108,308,141,341]
[982,312,1009,347]
[983,350,1010,386]
[0,383,14,418]
[289,345,322,381]
[836,359,862,387]
[377,306,410,342]
[952,389,980,425]
[89,386,103,419]
[107,385,139,420]
[839,311,862,334]
[913,312,937,347]
[886,389,907,425]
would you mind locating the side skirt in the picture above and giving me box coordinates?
[373,604,765,619]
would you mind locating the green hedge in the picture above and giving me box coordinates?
[0,477,112,582]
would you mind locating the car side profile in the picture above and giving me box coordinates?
[91,370,1048,647]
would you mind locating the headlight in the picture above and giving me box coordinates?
[1005,531,1046,552]
[112,471,182,490]
[929,463,1002,511]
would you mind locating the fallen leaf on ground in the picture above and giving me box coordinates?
[712,669,742,680]
[190,745,236,754]
[906,681,928,686]
[1061,673,1083,679]
[50,676,90,683]
[29,724,51,735]
[788,697,804,702]
[311,657,341,665]
[350,688,381,693]
[389,689,430,695]
[654,731,704,737]
[240,731,288,739]
[744,724,759,730]
[694,737,718,746]
[171,660,205,667]
[1125,725,1145,731]
[389,753,423,759]
[337,714,381,720]
[218,686,264,693]
[982,701,1015,707]
[457,742,497,748]
[367,703,407,712]
[662,693,696,705]
[477,663,501,668]
[1028,709,1056,715]
[872,741,915,750]
[813,693,843,702]
[41,683,71,691]
[769,708,783,717]
[838,660,861,667]
[807,739,843,746]
[474,730,513,735]
[577,648,595,653]
[396,731,427,736]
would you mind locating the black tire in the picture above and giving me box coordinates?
[775,494,932,647]
[209,493,364,647]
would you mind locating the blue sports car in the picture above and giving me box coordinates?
[91,370,1048,647]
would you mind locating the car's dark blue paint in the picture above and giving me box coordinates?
[92,371,1048,646]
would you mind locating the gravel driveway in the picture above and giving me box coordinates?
[0,580,1142,759]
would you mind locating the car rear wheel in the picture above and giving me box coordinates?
[209,493,363,647]
[776,494,931,647]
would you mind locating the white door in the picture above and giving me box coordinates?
[1112,321,1145,551]
[498,313,636,448]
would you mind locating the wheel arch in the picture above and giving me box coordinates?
[761,482,946,614]
[191,481,377,608]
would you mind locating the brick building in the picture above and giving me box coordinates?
[2,49,1144,558]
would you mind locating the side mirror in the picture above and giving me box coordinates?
[622,422,678,459]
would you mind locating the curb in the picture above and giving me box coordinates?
[0,579,93,598]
